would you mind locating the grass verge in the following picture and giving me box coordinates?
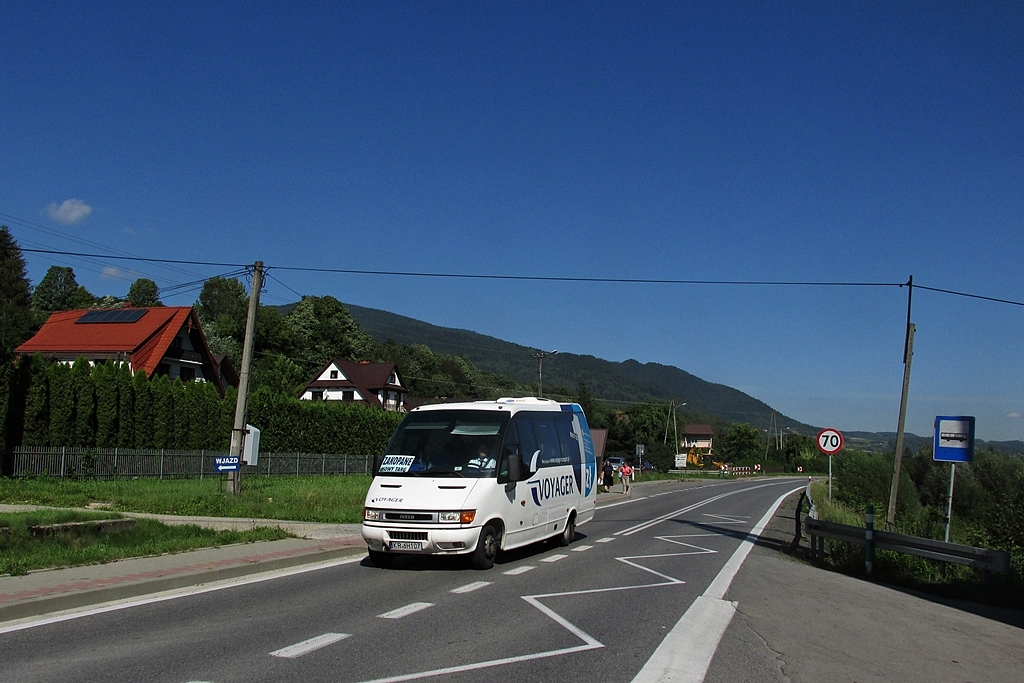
[808,481,1022,609]
[0,475,371,524]
[0,509,290,576]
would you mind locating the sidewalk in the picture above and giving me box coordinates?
[705,491,1024,683]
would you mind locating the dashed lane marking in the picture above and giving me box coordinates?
[540,554,567,563]
[503,565,535,575]
[571,545,593,552]
[595,537,616,543]
[450,581,491,594]
[270,632,351,659]
[378,602,434,619]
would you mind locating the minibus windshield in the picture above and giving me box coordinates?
[380,410,510,478]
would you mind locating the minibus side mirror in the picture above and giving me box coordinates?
[499,448,522,488]
[372,454,384,477]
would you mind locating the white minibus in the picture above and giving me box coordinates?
[362,397,598,569]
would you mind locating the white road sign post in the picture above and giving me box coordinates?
[817,428,844,500]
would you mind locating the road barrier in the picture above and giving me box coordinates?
[3,446,374,479]
[806,517,1010,574]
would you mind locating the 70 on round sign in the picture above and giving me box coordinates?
[817,428,844,455]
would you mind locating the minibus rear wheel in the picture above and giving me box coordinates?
[471,524,499,570]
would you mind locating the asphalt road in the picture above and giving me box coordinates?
[0,478,804,683]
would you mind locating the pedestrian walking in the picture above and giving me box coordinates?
[602,459,614,492]
[620,462,633,494]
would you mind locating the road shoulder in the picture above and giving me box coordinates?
[704,492,1024,683]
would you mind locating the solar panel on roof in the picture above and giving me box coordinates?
[76,309,149,324]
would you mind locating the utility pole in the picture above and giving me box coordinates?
[227,261,263,495]
[886,276,914,529]
[533,350,557,398]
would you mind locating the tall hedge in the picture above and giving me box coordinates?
[247,388,404,454]
[10,358,403,454]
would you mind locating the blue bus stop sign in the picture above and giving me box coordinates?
[933,416,975,463]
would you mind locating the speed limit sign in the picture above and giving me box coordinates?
[817,428,844,455]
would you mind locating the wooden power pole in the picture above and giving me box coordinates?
[227,261,263,495]
[886,276,915,529]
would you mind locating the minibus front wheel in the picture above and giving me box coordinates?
[368,549,396,568]
[471,524,499,570]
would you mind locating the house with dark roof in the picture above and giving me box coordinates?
[298,359,407,411]
[15,306,228,394]
[683,424,715,457]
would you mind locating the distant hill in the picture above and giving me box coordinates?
[342,302,817,432]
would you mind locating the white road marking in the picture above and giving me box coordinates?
[595,537,616,543]
[701,513,751,524]
[540,554,567,563]
[270,632,350,658]
[503,565,535,575]
[630,485,803,683]
[450,581,491,594]
[571,545,593,552]
[378,602,434,619]
[616,481,787,536]
[0,554,366,635]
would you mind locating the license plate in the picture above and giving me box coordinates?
[389,541,422,551]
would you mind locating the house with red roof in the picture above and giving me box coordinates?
[15,306,230,394]
[299,358,407,411]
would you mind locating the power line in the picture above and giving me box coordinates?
[15,247,1024,307]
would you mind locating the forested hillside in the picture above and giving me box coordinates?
[344,303,815,432]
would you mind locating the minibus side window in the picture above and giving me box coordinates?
[507,413,541,478]
[526,413,567,469]
[554,413,582,468]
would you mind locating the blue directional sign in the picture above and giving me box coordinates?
[214,455,241,472]
[933,416,975,463]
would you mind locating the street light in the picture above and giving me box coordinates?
[533,350,557,398]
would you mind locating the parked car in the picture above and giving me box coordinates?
[642,460,656,471]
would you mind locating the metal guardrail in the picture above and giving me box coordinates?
[806,517,1011,574]
[3,446,374,479]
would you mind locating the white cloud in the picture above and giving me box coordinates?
[47,198,92,224]
[101,266,123,279]
[1007,413,1021,419]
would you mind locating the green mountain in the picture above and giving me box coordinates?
[343,302,817,433]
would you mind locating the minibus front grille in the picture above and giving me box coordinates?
[388,531,428,541]
[383,511,434,522]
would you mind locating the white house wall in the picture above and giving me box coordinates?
[316,364,348,382]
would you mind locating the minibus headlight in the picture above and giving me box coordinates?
[437,510,476,524]
[364,508,382,521]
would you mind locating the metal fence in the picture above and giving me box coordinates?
[3,446,374,479]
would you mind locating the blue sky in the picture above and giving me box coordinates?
[2,2,1022,440]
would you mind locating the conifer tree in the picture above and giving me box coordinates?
[71,358,96,447]
[116,364,134,449]
[47,362,74,446]
[133,371,153,449]
[0,226,36,352]
[150,375,173,449]
[171,378,188,448]
[20,356,49,446]
[94,363,119,448]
